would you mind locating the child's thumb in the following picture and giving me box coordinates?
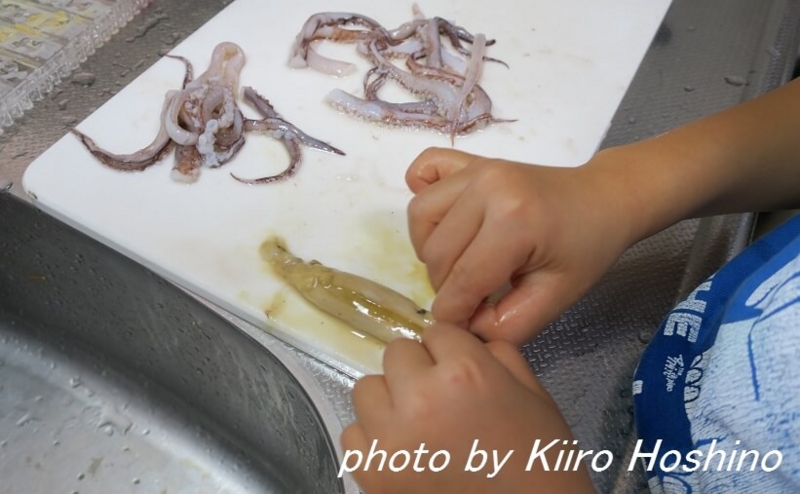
[470,271,581,346]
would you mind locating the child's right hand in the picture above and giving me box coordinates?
[406,147,642,344]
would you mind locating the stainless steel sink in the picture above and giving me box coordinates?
[0,190,355,493]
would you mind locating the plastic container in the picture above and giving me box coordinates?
[0,0,154,134]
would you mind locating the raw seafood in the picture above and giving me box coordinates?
[72,91,176,171]
[234,87,344,184]
[289,8,512,141]
[73,42,343,184]
[261,237,432,343]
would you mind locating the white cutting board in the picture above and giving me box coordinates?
[22,0,671,377]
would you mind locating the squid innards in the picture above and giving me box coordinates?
[261,237,433,344]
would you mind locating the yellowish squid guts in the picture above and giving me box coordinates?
[260,237,433,343]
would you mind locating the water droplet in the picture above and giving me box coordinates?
[683,85,694,92]
[132,478,140,485]
[77,472,85,481]
[69,376,82,388]
[686,25,696,32]
[16,413,38,427]
[627,116,637,124]
[724,75,747,87]
[71,72,96,87]
[81,405,102,427]
[97,407,132,436]
[637,327,653,344]
[141,428,150,436]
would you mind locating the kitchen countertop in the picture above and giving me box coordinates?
[2,0,798,491]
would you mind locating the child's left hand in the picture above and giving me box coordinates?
[341,324,596,493]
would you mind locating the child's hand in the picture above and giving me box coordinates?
[341,324,595,493]
[404,78,800,345]
[406,147,637,344]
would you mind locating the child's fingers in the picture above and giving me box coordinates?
[407,172,474,263]
[405,147,479,192]
[382,338,434,401]
[417,189,485,291]
[470,271,579,345]
[431,221,533,329]
[340,422,370,454]
[421,323,495,367]
[351,374,393,429]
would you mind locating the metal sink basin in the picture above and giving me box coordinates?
[0,190,353,493]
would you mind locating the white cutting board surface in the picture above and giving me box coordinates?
[23,0,671,377]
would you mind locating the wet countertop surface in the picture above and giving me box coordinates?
[2,0,798,492]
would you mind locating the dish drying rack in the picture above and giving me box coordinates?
[0,0,153,135]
